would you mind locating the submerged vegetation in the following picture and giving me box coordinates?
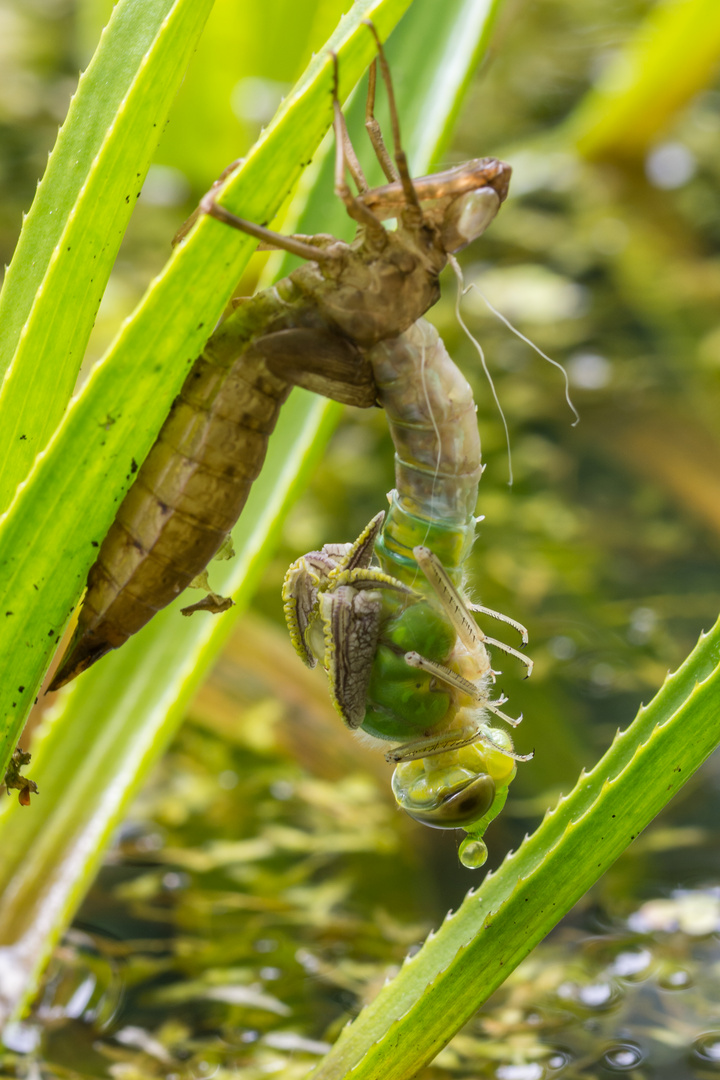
[0,0,720,1076]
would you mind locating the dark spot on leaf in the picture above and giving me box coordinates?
[91,540,99,548]
[48,629,54,636]
[6,611,12,616]
[125,195,130,203]
[19,434,26,440]
[131,458,138,473]
[18,686,24,692]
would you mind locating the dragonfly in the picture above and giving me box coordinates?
[275,31,534,868]
[284,316,533,870]
[49,23,511,696]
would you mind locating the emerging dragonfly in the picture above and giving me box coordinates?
[50,24,531,867]
[284,317,532,870]
[274,33,534,868]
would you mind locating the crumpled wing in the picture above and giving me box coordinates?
[319,584,383,729]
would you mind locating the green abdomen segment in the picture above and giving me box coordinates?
[368,318,482,587]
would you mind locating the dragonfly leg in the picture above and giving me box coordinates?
[482,636,533,677]
[329,52,388,236]
[364,59,398,183]
[386,726,487,763]
[172,158,243,246]
[253,326,378,408]
[362,21,423,224]
[386,723,532,764]
[466,602,529,646]
[331,68,369,194]
[198,190,340,264]
[485,701,523,728]
[413,546,534,677]
[403,651,487,703]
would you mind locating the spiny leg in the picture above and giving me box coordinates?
[172,158,243,246]
[466,601,529,647]
[386,724,533,764]
[187,53,384,263]
[403,651,487,703]
[413,545,534,677]
[331,67,369,194]
[405,653,523,729]
[404,647,523,730]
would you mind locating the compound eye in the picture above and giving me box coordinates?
[398,773,496,830]
[440,188,500,252]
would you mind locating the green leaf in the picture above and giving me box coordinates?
[0,0,216,512]
[307,618,720,1079]
[563,0,720,159]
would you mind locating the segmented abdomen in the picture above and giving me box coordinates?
[369,318,482,586]
[50,280,332,688]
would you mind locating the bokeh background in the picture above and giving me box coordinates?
[2,0,720,1076]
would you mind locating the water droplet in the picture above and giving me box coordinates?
[459,837,488,869]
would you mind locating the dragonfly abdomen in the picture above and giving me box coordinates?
[369,318,482,585]
[50,320,293,687]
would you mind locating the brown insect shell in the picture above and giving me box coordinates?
[288,223,447,348]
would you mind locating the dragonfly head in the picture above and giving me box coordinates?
[394,770,496,829]
[439,185,502,254]
[391,733,517,866]
[357,157,511,255]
